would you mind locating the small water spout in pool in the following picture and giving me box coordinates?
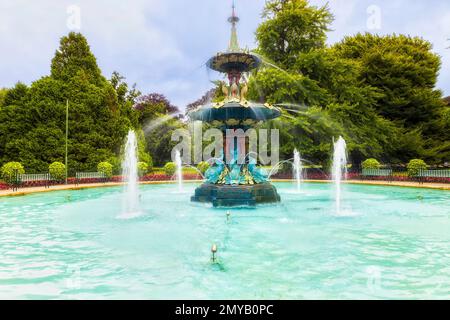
[120,130,140,218]
[175,150,183,193]
[332,136,347,214]
[211,244,218,262]
[293,149,303,192]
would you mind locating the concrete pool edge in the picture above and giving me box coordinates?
[275,179,450,191]
[0,179,448,197]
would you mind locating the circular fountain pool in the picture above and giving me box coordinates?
[0,182,449,299]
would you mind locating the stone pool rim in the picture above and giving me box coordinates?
[0,179,448,198]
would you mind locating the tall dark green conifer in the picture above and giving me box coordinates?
[51,32,103,85]
[0,33,145,172]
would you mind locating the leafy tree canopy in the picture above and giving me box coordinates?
[134,93,179,124]
[247,0,448,166]
[255,0,333,69]
[51,32,103,85]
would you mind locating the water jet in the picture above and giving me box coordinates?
[332,136,347,214]
[175,149,183,193]
[293,149,303,192]
[120,130,140,218]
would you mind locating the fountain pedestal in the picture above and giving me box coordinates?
[192,183,280,207]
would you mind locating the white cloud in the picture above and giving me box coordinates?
[0,0,449,110]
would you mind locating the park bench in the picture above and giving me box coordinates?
[361,169,393,181]
[9,173,52,191]
[75,172,107,185]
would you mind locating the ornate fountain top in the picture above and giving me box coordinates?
[228,2,240,52]
[206,2,261,74]
[189,1,281,128]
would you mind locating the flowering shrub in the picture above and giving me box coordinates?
[418,176,450,183]
[272,171,331,180]
[72,177,106,184]
[140,173,202,181]
[21,180,55,187]
[141,174,169,181]
[71,173,203,184]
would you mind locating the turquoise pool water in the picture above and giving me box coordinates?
[0,182,449,299]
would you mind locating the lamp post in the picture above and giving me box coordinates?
[65,99,69,185]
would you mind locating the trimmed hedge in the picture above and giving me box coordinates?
[97,161,113,178]
[49,162,66,181]
[361,158,381,169]
[163,162,176,176]
[197,161,210,174]
[407,159,427,177]
[1,162,25,183]
[137,162,149,177]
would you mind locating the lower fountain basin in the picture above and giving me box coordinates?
[191,183,281,207]
[1,183,449,299]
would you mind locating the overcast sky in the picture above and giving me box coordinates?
[1,0,449,110]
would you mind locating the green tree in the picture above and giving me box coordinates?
[0,33,137,173]
[0,88,8,108]
[256,0,333,68]
[331,34,450,163]
[250,1,446,166]
[145,117,184,166]
[51,32,103,85]
[2,82,28,107]
[332,33,444,130]
[132,94,181,165]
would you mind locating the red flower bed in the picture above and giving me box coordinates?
[140,173,202,181]
[2,171,447,191]
[71,177,108,184]
[141,174,170,181]
[416,176,450,183]
[272,172,332,180]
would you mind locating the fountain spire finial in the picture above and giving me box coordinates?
[228,0,240,52]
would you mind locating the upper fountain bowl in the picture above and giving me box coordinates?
[207,51,261,73]
[188,99,281,129]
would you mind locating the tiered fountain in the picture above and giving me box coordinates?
[189,4,281,207]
